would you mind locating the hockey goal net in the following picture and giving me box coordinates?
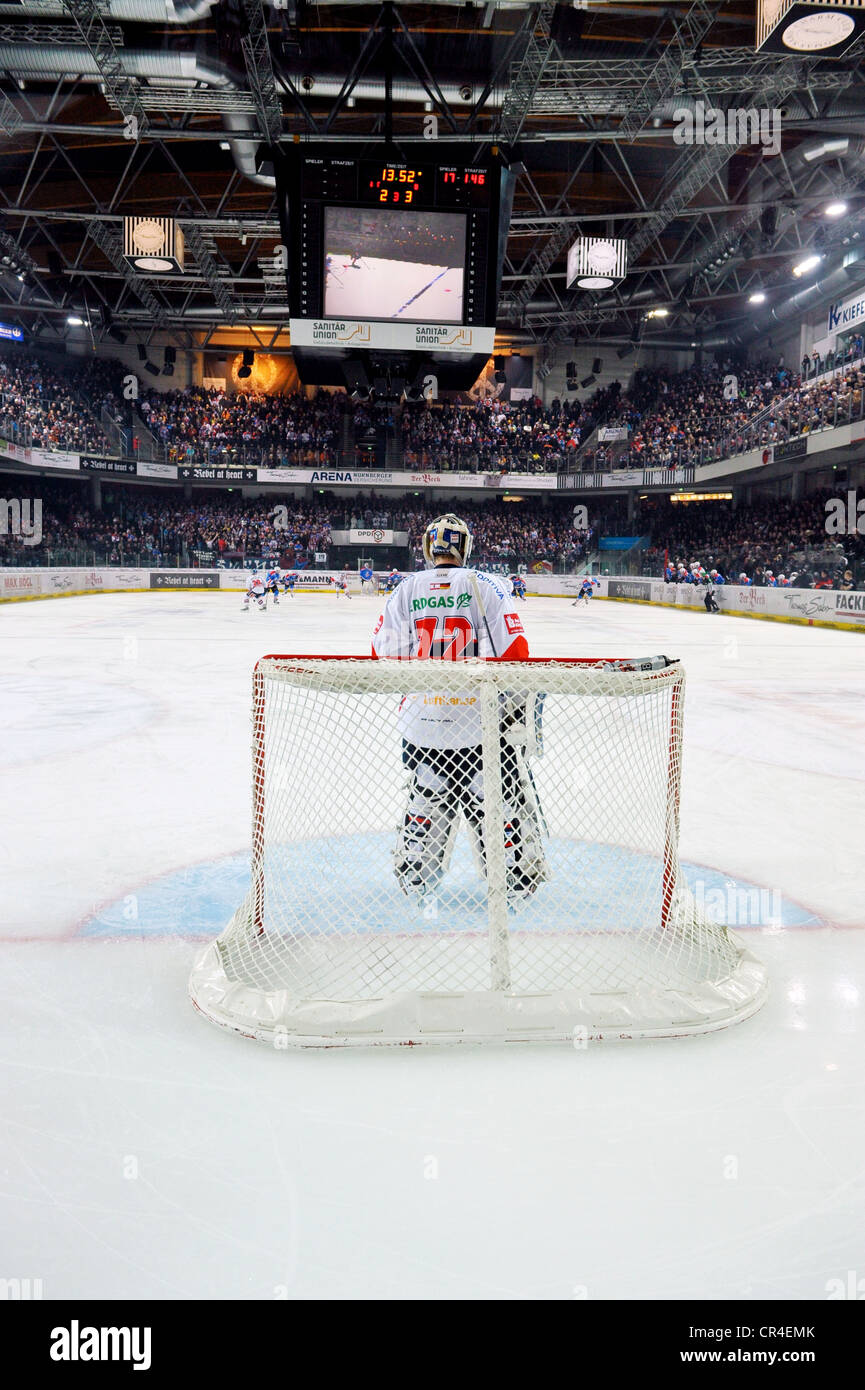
[189,654,766,1046]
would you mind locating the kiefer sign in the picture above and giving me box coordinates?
[827,291,865,336]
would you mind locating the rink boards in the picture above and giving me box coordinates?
[1,565,864,631]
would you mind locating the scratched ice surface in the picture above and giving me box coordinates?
[1,588,862,1299]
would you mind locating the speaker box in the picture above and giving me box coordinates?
[549,4,585,56]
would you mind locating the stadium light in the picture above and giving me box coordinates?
[825,201,848,218]
[66,315,85,326]
[748,291,767,304]
[793,254,822,277]
[646,307,669,319]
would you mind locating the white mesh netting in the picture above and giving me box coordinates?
[189,655,767,1046]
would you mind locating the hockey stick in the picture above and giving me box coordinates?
[470,569,551,861]
[467,567,497,658]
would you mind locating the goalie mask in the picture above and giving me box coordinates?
[423,514,473,566]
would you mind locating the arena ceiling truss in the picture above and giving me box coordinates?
[0,0,863,353]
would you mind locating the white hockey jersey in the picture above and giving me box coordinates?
[371,564,529,748]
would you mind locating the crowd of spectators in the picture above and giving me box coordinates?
[641,490,864,589]
[574,345,865,473]
[343,495,598,569]
[5,336,865,481]
[137,386,345,468]
[0,480,333,567]
[0,352,115,454]
[399,383,623,474]
[1,477,861,589]
[0,481,601,570]
[801,332,864,380]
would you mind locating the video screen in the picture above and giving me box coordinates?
[324,207,465,323]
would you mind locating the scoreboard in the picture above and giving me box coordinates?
[301,159,494,210]
[276,147,511,387]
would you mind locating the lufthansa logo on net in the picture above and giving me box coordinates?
[50,1321,152,1371]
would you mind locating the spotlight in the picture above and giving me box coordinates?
[825,201,848,218]
[792,253,822,277]
[66,314,85,327]
[748,291,766,304]
[646,307,669,319]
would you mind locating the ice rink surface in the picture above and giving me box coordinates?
[324,256,463,321]
[2,586,864,1300]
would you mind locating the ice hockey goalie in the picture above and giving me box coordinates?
[371,513,549,903]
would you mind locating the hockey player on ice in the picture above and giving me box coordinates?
[280,571,297,597]
[509,574,527,602]
[241,572,267,611]
[333,573,352,599]
[573,576,599,607]
[371,512,549,903]
[264,567,281,605]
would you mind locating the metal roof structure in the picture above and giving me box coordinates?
[1,0,864,354]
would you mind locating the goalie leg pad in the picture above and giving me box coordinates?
[394,757,459,897]
[458,749,549,900]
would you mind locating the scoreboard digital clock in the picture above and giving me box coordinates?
[359,163,491,209]
[296,157,493,210]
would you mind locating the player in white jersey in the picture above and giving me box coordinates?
[372,512,548,902]
[241,572,266,611]
[333,573,352,599]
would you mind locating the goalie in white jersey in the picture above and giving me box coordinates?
[372,513,549,902]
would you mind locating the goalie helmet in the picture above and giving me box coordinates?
[423,513,473,566]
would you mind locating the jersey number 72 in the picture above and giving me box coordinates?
[413,615,477,659]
